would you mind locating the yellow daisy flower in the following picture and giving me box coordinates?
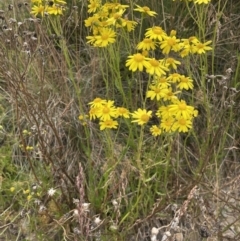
[145,58,169,76]
[160,117,175,132]
[94,28,116,47]
[145,26,167,41]
[126,53,150,72]
[160,36,181,55]
[146,84,168,101]
[194,0,211,4]
[131,108,152,125]
[47,5,64,15]
[31,4,45,17]
[134,5,157,17]
[120,19,138,32]
[168,100,196,119]
[115,107,130,118]
[88,0,101,13]
[97,100,117,121]
[177,75,194,90]
[172,117,193,132]
[192,40,212,54]
[88,97,107,108]
[164,57,181,70]
[100,119,118,130]
[150,125,162,136]
[137,38,156,51]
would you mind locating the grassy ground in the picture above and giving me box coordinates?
[0,0,240,240]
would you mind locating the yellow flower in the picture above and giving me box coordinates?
[93,28,116,47]
[160,36,181,54]
[150,125,162,136]
[46,5,64,15]
[23,189,30,194]
[172,117,193,132]
[146,84,168,101]
[162,87,180,102]
[194,0,211,4]
[131,108,152,125]
[96,100,117,121]
[31,4,45,17]
[137,38,156,51]
[89,107,100,120]
[88,98,107,108]
[153,76,170,88]
[156,105,172,119]
[192,40,212,54]
[164,57,181,70]
[126,53,150,72]
[160,117,175,132]
[168,100,196,119]
[145,26,167,41]
[120,19,137,32]
[146,58,169,76]
[134,5,157,17]
[166,73,182,83]
[85,15,100,27]
[177,75,194,90]
[115,107,130,118]
[88,0,101,13]
[10,187,15,192]
[99,119,118,130]
[27,195,32,201]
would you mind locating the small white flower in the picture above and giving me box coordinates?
[94,216,101,225]
[151,227,159,236]
[82,203,90,212]
[47,188,56,197]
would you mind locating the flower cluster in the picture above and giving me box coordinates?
[88,98,130,130]
[85,1,145,47]
[124,27,212,135]
[30,0,66,16]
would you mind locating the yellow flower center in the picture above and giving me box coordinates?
[152,27,163,35]
[102,106,110,113]
[149,59,159,67]
[93,98,102,103]
[113,13,121,19]
[134,53,144,62]
[141,114,150,122]
[142,6,150,12]
[196,43,204,49]
[101,33,109,40]
[167,38,176,46]
[154,88,161,93]
[143,38,152,43]
[178,102,186,110]
[166,58,174,64]
[105,120,113,126]
[181,77,188,82]
[178,119,186,125]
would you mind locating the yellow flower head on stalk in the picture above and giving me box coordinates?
[137,38,156,51]
[177,75,194,90]
[145,26,167,41]
[134,4,157,17]
[47,5,64,15]
[153,76,170,88]
[160,36,181,55]
[192,40,212,54]
[85,15,100,28]
[164,57,181,70]
[88,0,101,13]
[194,0,211,4]
[146,84,168,101]
[160,117,175,132]
[97,100,117,120]
[126,53,150,72]
[53,0,67,4]
[166,73,182,83]
[115,107,130,118]
[31,0,41,3]
[146,58,169,76]
[131,108,152,125]
[156,105,172,119]
[168,99,196,119]
[89,107,100,120]
[172,117,193,132]
[150,125,162,136]
[89,97,107,108]
[90,28,116,47]
[162,87,180,102]
[31,4,46,17]
[107,9,125,26]
[120,19,138,32]
[99,119,118,130]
